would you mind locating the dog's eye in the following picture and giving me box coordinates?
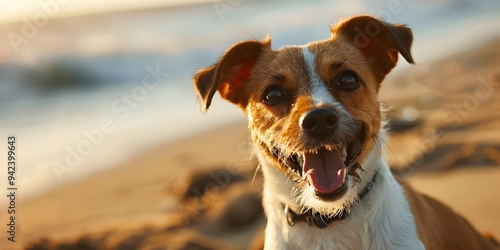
[338,72,361,90]
[263,86,286,105]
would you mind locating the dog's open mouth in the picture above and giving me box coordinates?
[272,141,363,200]
[303,148,347,195]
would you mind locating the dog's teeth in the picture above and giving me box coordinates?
[341,148,347,162]
[342,170,348,185]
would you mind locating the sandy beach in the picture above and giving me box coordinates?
[1,37,496,249]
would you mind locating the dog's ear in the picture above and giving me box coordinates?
[194,37,271,112]
[331,15,414,82]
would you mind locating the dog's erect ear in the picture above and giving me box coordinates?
[331,15,414,82]
[194,37,271,111]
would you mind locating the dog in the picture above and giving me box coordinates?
[194,15,499,250]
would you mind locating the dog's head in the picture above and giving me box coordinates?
[194,15,413,216]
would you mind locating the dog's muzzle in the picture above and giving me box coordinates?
[298,108,348,198]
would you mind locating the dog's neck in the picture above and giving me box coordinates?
[259,133,424,250]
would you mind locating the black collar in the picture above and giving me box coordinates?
[283,170,378,229]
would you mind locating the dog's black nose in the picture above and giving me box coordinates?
[300,108,339,138]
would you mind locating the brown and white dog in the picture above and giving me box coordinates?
[194,15,499,250]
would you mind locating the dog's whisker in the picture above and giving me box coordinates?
[370,134,383,156]
[248,163,261,194]
[373,133,400,167]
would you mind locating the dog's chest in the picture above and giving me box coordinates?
[262,160,425,250]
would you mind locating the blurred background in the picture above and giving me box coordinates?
[0,0,499,249]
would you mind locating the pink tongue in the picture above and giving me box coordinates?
[302,148,347,194]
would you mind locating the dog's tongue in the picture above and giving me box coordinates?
[302,148,347,194]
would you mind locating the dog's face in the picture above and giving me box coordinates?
[194,16,413,216]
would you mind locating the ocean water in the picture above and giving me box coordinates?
[0,0,499,198]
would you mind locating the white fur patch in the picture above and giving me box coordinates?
[301,47,335,105]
